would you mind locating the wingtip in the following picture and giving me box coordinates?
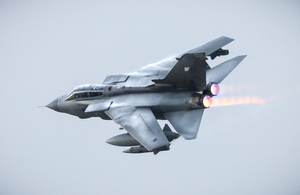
[237,55,247,61]
[221,36,234,42]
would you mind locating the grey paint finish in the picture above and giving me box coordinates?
[47,36,246,154]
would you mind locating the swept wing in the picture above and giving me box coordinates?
[103,36,234,87]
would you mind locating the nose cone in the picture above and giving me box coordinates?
[46,97,60,112]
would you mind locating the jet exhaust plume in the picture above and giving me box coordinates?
[212,96,265,107]
[220,84,262,94]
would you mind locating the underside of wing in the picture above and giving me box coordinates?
[164,109,205,140]
[105,107,170,151]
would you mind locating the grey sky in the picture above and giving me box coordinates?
[1,1,300,194]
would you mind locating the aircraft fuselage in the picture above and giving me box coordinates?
[48,85,210,120]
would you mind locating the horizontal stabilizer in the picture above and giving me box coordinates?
[164,109,204,140]
[206,55,247,84]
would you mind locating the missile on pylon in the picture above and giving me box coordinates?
[123,144,170,155]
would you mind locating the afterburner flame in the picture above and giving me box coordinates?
[212,96,265,107]
[220,84,260,94]
[210,83,220,96]
[202,95,212,108]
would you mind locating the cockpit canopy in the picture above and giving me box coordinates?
[65,84,105,101]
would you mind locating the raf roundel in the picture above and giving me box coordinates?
[153,138,158,142]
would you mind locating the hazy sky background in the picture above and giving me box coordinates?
[1,1,300,194]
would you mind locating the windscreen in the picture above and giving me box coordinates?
[65,84,104,101]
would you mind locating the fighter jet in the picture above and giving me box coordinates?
[47,36,246,154]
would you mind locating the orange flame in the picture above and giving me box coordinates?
[220,84,261,94]
[212,96,265,107]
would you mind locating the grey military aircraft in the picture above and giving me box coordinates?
[47,36,246,154]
